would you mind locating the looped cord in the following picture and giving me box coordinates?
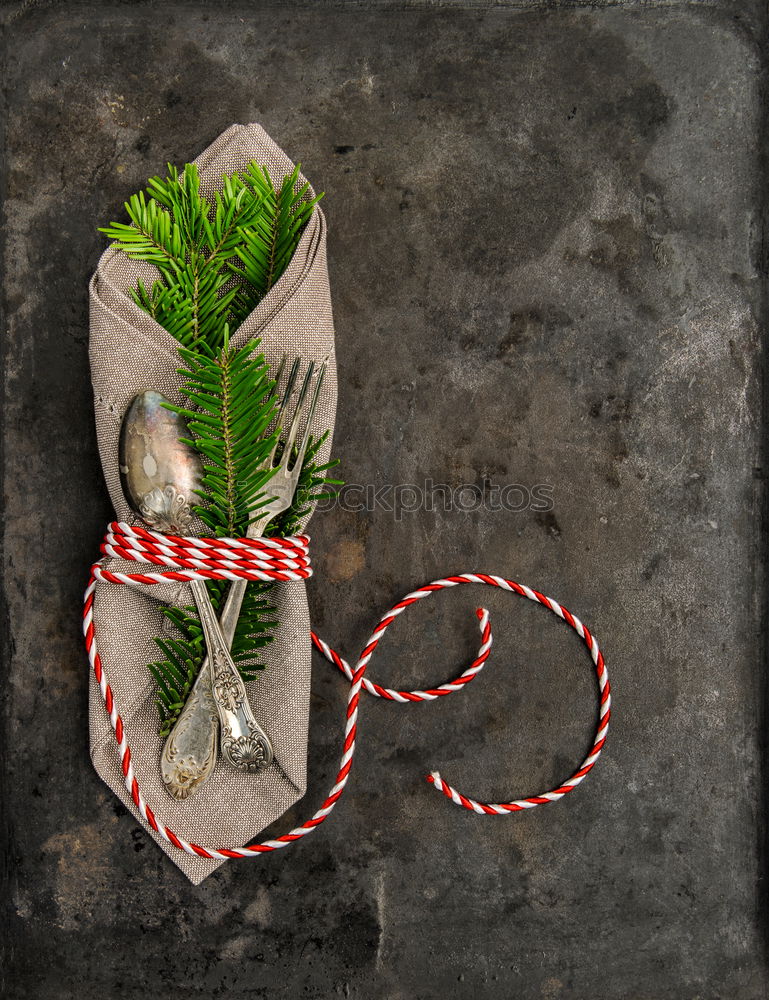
[83,524,611,859]
[98,521,311,584]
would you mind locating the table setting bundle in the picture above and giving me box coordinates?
[84,123,611,883]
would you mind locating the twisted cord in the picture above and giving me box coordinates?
[83,525,610,858]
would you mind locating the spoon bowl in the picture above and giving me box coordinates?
[119,389,203,533]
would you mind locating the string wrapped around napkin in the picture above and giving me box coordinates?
[88,123,336,883]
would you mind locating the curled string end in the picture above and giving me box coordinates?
[426,770,441,786]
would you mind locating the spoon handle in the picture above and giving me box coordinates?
[160,579,247,798]
[160,662,218,799]
[189,579,274,773]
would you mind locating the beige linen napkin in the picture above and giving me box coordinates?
[88,124,336,882]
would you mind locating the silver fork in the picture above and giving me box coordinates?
[161,356,326,799]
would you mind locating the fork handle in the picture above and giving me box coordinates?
[189,579,274,773]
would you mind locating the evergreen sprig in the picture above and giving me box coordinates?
[229,162,319,302]
[100,161,323,353]
[166,332,279,537]
[101,158,338,734]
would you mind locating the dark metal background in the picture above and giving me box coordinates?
[1,1,767,996]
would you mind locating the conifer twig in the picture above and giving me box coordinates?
[100,160,338,733]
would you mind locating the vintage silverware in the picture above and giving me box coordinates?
[119,389,274,798]
[159,357,326,797]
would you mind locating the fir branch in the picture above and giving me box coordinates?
[99,160,318,352]
[166,333,279,536]
[99,189,186,276]
[100,158,340,735]
[229,163,322,305]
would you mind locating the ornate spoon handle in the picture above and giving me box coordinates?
[160,578,261,798]
[189,579,274,772]
[160,662,218,800]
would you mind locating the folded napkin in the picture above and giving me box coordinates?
[88,124,337,882]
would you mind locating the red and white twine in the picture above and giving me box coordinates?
[83,521,611,858]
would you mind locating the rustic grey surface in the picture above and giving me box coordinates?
[1,1,767,997]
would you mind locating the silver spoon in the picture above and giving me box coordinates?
[119,390,274,798]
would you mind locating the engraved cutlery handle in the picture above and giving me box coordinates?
[189,579,274,773]
[160,578,263,798]
[160,659,219,800]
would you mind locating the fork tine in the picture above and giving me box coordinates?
[269,354,287,399]
[282,361,316,460]
[266,356,301,464]
[292,361,327,471]
[277,357,301,418]
[265,355,287,460]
